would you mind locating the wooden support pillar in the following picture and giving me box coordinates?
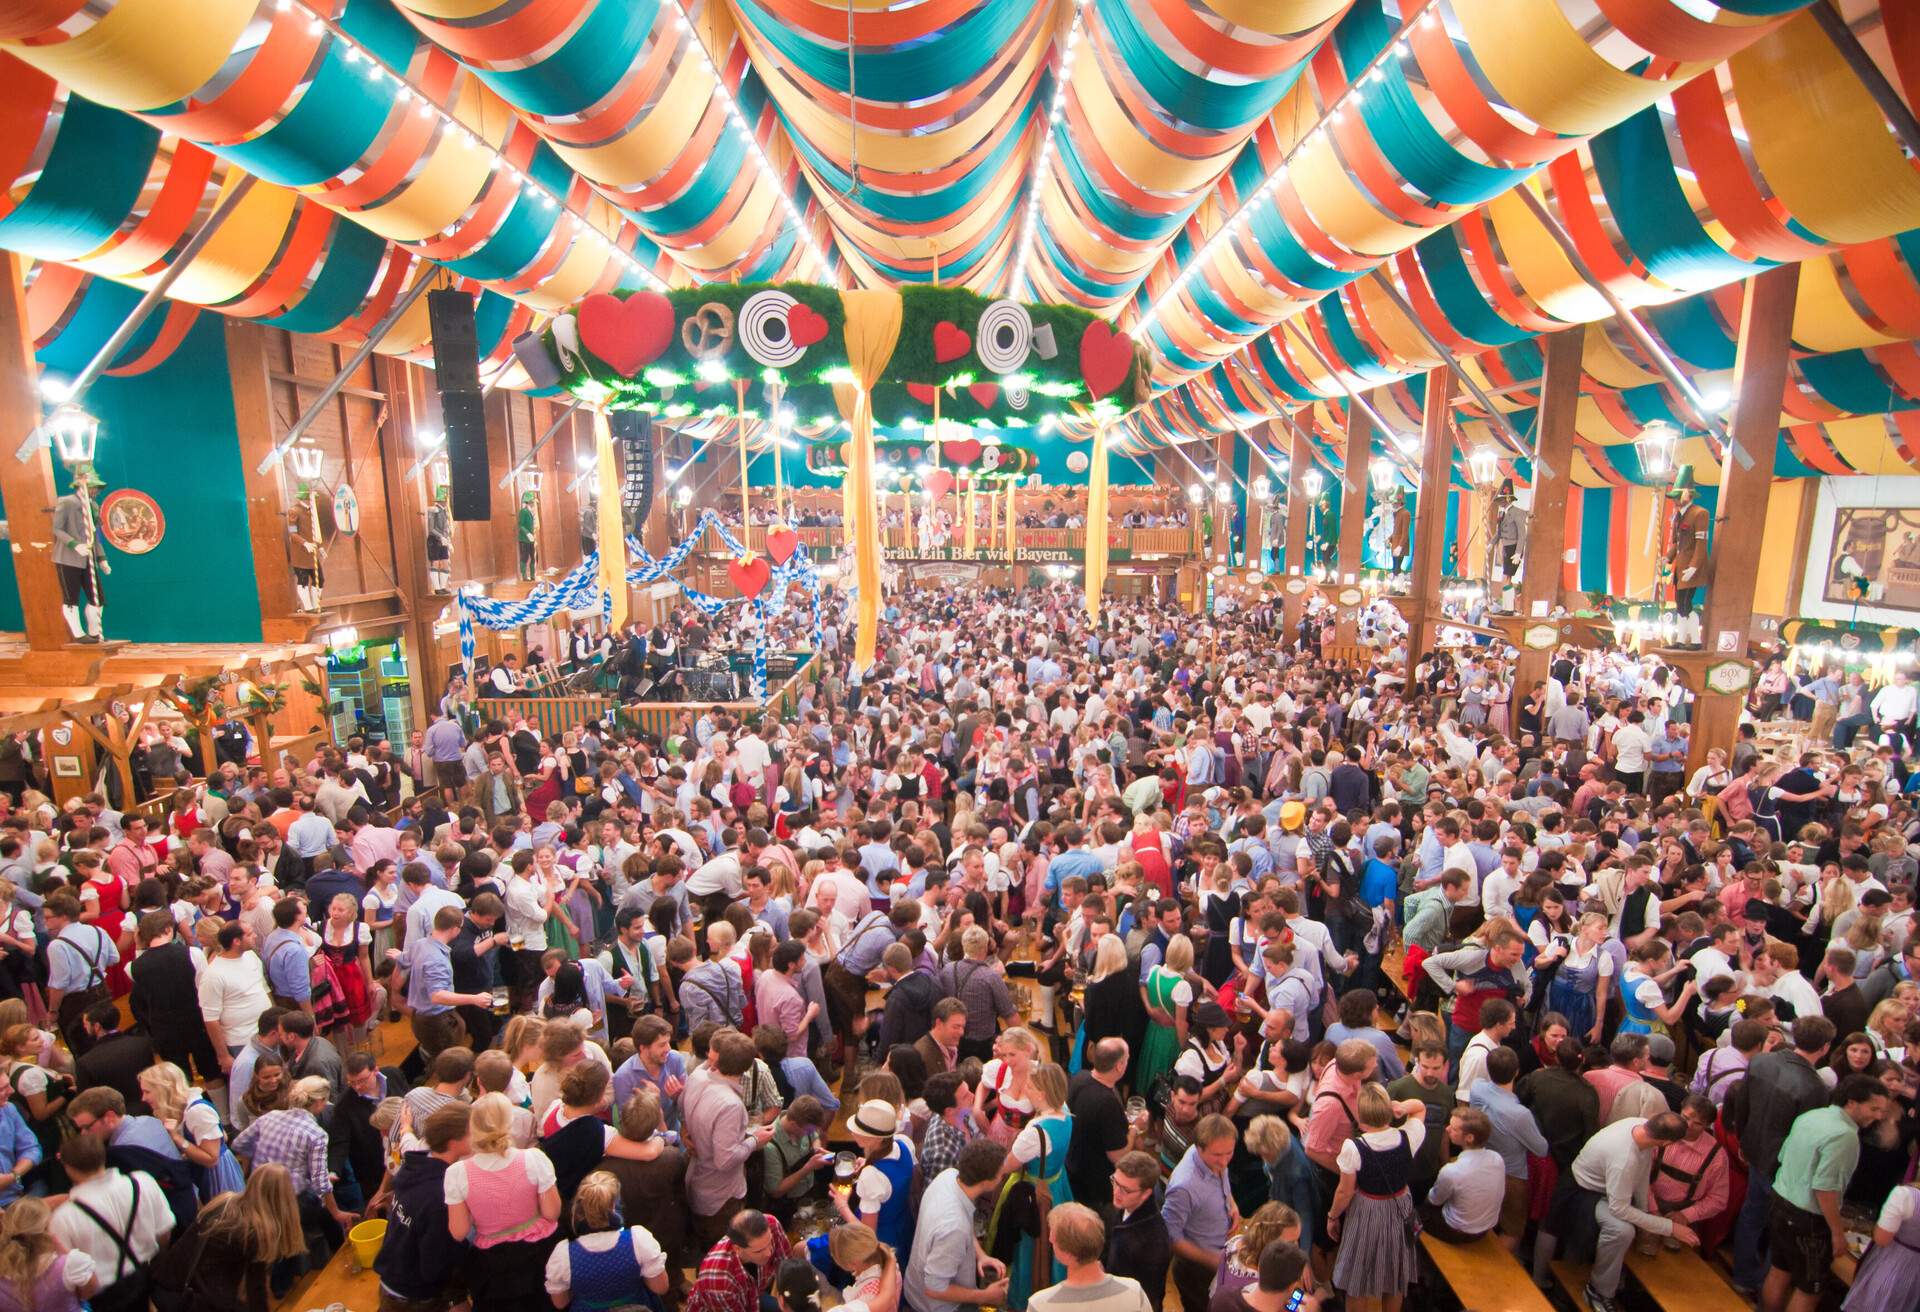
[1211,431,1233,561]
[1690,264,1800,773]
[1335,400,1372,643]
[375,357,440,732]
[1515,328,1583,696]
[1280,422,1315,636]
[0,254,81,650]
[488,393,522,583]
[226,323,308,639]
[1404,369,1458,668]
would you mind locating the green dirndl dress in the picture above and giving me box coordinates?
[1135,966,1184,1097]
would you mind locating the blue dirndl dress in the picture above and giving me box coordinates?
[1616,969,1667,1036]
[187,1094,244,1202]
[565,1229,663,1312]
[1545,942,1604,1042]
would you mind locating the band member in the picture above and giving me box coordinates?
[52,464,108,642]
[426,484,453,593]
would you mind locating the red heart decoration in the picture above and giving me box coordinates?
[967,382,999,409]
[786,303,828,348]
[1079,320,1133,400]
[767,529,800,565]
[925,470,956,499]
[945,438,983,465]
[933,321,972,363]
[907,383,938,404]
[728,556,771,599]
[577,291,674,378]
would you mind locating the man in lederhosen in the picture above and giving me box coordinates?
[51,464,108,642]
[426,484,453,593]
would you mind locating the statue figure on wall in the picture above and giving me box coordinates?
[288,482,332,613]
[51,464,107,643]
[425,484,453,594]
[517,490,539,581]
[1493,482,1526,581]
[578,491,597,561]
[1386,486,1413,573]
[1665,466,1710,644]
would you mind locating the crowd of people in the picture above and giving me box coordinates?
[0,580,1915,1312]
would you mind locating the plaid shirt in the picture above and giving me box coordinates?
[688,1219,790,1312]
[921,1112,972,1181]
[232,1107,332,1199]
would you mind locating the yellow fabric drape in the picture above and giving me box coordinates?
[594,411,628,631]
[965,482,977,555]
[1006,484,1018,558]
[1085,422,1111,621]
[834,288,903,670]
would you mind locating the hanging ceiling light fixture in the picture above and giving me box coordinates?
[1636,421,1680,482]
[288,443,324,480]
[1301,468,1325,499]
[1466,447,1500,488]
[45,403,99,466]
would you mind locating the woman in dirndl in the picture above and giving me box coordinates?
[1536,911,1614,1046]
[546,1172,670,1312]
[991,1063,1075,1310]
[1846,1183,1920,1312]
[1135,935,1196,1100]
[450,1094,563,1312]
[979,1027,1043,1147]
[1327,1082,1425,1312]
[319,893,382,1048]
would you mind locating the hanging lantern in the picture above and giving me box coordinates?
[1636,421,1680,481]
[1251,474,1272,501]
[1302,468,1325,499]
[517,467,545,494]
[1369,461,1396,492]
[429,457,450,487]
[1466,447,1500,487]
[1212,480,1232,503]
[288,443,324,480]
[46,403,99,466]
[1185,484,1203,504]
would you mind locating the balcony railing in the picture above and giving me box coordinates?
[731,525,1200,558]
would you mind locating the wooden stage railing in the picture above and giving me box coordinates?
[476,654,817,743]
[736,525,1197,557]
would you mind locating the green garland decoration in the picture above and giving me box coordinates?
[523,282,1148,427]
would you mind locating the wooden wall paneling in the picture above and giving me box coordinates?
[485,391,520,583]
[223,321,302,638]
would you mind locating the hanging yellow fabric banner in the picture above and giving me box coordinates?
[1085,424,1111,621]
[833,288,903,671]
[593,411,628,632]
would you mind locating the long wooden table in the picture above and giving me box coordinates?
[1419,1233,1556,1312]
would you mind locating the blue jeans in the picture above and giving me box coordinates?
[1731,1166,1774,1289]
[1446,1020,1471,1073]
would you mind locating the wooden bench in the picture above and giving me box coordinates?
[1624,1245,1751,1312]
[1419,1233,1556,1312]
[1552,1246,1754,1312]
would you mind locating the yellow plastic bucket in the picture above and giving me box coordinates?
[348,1218,387,1268]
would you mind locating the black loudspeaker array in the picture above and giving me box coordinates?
[428,288,490,521]
[611,408,654,537]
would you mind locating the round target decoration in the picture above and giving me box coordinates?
[1066,450,1090,474]
[99,489,165,554]
[739,290,807,367]
[975,300,1033,373]
[1003,377,1030,411]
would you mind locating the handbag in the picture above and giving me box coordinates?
[150,1219,212,1312]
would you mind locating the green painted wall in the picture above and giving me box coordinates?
[1,313,263,641]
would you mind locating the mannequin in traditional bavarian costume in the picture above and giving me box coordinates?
[288,484,326,612]
[426,484,454,593]
[546,1172,671,1312]
[834,1100,918,1265]
[518,491,540,581]
[50,464,107,642]
[992,1062,1075,1309]
[1491,482,1526,607]
[1385,486,1413,574]
[578,492,597,561]
[1665,466,1710,646]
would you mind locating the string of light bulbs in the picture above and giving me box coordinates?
[1008,0,1087,298]
[664,1,838,282]
[1133,0,1445,339]
[282,0,667,293]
